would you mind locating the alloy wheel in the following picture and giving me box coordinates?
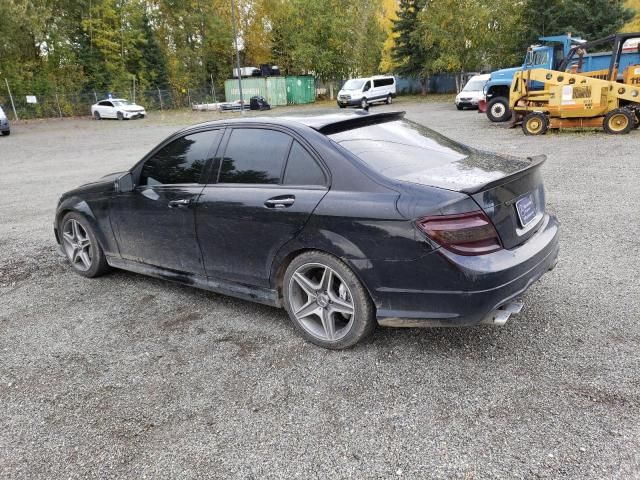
[288,263,355,342]
[62,219,93,271]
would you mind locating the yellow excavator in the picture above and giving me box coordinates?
[509,33,640,135]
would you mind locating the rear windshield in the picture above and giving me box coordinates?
[329,119,470,180]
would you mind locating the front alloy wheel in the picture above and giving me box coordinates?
[283,252,375,349]
[60,213,110,278]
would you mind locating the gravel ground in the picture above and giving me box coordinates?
[1,100,639,479]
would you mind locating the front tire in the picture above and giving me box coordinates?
[283,251,376,349]
[60,212,110,278]
[522,112,549,135]
[386,95,392,105]
[360,98,368,109]
[486,96,512,122]
[456,104,463,111]
[1,130,9,136]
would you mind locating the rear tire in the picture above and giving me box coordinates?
[522,112,549,135]
[283,251,376,349]
[486,96,512,122]
[117,111,124,120]
[603,108,633,134]
[94,111,101,120]
[60,212,110,278]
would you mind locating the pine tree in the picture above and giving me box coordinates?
[391,0,430,93]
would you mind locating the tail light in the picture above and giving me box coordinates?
[416,211,502,256]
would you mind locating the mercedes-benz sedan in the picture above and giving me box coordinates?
[54,111,559,349]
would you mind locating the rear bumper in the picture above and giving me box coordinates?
[368,214,559,327]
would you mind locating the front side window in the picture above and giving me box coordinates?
[363,81,371,92]
[140,130,220,186]
[219,128,292,184]
[99,101,113,107]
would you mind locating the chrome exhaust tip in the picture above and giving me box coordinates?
[480,300,524,326]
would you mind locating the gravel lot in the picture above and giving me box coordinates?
[1,99,639,479]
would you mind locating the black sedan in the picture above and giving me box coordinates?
[54,111,559,349]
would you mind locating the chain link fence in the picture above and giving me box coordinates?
[0,85,223,121]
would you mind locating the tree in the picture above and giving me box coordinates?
[391,0,431,94]
[520,0,635,46]
[623,0,640,31]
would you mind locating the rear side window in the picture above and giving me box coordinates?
[140,130,220,185]
[219,128,292,184]
[283,141,326,186]
[373,77,394,88]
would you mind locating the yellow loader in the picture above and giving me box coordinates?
[509,66,640,135]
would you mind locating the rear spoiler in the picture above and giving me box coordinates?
[315,111,405,135]
[460,154,547,195]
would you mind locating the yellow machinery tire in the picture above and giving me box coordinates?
[603,109,634,134]
[522,112,549,136]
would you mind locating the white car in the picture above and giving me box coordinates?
[91,98,146,120]
[0,106,10,136]
[337,75,396,109]
[455,74,490,110]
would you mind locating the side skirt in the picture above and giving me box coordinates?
[106,256,281,308]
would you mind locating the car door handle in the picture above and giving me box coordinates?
[264,196,295,208]
[168,198,192,208]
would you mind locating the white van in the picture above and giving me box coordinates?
[455,73,490,110]
[337,76,396,109]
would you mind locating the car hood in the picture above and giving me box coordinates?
[121,105,145,111]
[489,67,521,82]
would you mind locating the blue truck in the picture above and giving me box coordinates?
[483,34,640,122]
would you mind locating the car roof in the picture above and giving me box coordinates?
[183,110,406,136]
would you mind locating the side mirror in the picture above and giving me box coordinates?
[116,172,134,193]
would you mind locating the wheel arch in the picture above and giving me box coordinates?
[270,246,378,312]
[55,199,110,252]
[486,83,509,98]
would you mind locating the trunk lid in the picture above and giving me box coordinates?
[397,152,547,249]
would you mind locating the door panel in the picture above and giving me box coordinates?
[111,185,206,274]
[109,128,222,275]
[196,186,327,286]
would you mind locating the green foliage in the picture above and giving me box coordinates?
[270,0,386,81]
[391,0,430,79]
[521,0,635,44]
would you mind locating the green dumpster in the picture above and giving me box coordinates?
[286,76,315,104]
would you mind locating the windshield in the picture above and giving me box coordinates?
[463,80,486,91]
[342,79,366,91]
[113,100,133,106]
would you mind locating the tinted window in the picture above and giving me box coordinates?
[140,130,220,185]
[219,128,292,184]
[363,81,371,92]
[373,78,394,87]
[99,101,113,107]
[329,119,469,180]
[283,141,326,186]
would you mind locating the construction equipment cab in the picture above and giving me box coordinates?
[337,76,396,109]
